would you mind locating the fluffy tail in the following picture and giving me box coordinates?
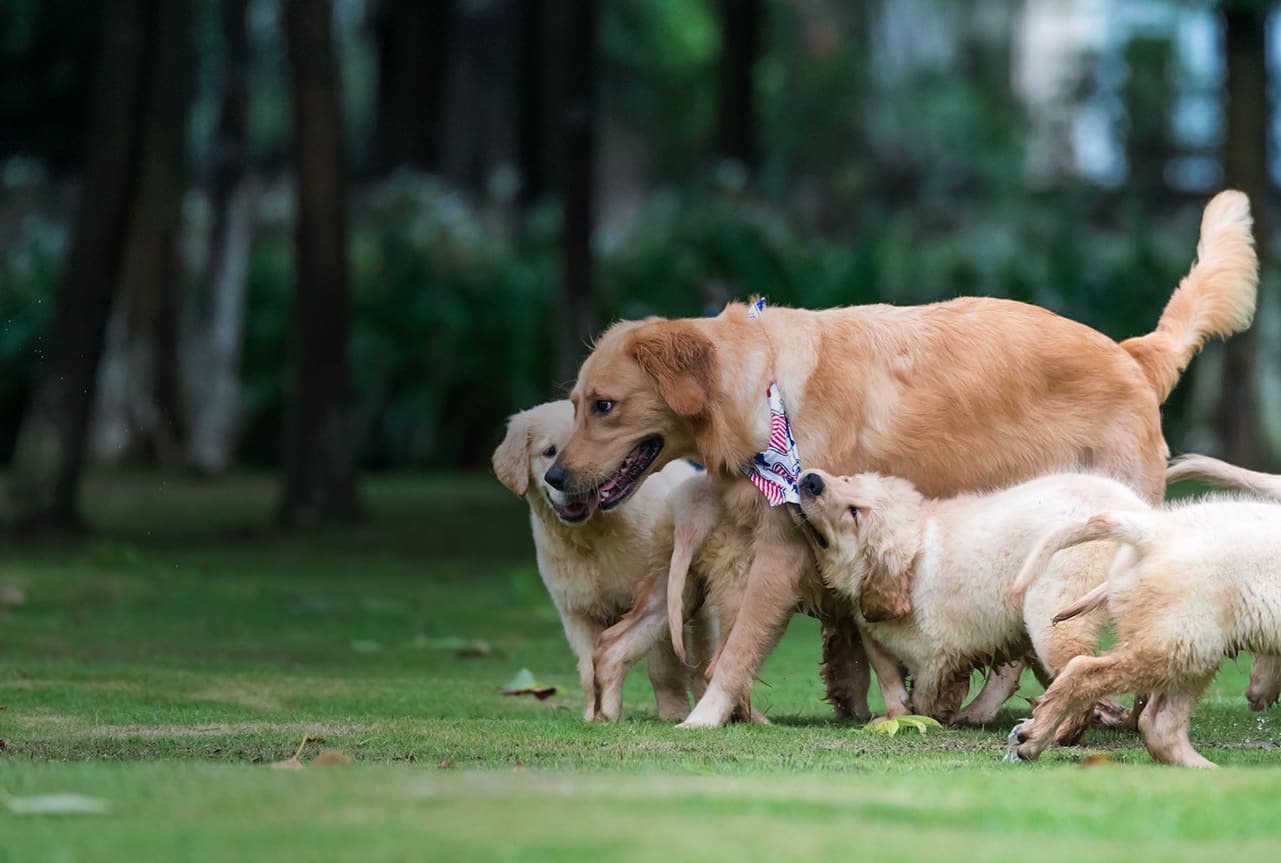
[1120,190,1258,403]
[1009,511,1154,608]
[1166,453,1281,500]
[665,490,722,665]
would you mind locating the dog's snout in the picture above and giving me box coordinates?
[544,462,569,491]
[799,473,824,497]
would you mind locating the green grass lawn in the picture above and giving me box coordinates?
[2,472,1281,861]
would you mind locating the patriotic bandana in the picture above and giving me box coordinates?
[743,299,802,506]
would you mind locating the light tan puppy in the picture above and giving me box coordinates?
[1166,453,1281,711]
[797,469,1148,736]
[493,400,702,720]
[546,191,1257,727]
[1006,496,1281,767]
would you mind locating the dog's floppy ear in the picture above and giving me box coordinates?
[856,499,921,623]
[629,322,717,417]
[492,411,532,497]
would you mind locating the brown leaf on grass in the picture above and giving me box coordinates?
[437,759,454,769]
[512,760,526,773]
[1078,753,1117,768]
[500,669,556,700]
[0,739,6,752]
[0,586,25,607]
[313,748,352,768]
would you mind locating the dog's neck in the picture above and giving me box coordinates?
[683,306,779,478]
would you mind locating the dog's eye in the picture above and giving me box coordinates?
[542,445,557,458]
[593,399,616,416]
[848,506,860,521]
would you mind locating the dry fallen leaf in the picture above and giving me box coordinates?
[0,586,25,607]
[313,748,352,768]
[437,759,454,769]
[1078,753,1117,768]
[501,669,556,700]
[512,760,526,773]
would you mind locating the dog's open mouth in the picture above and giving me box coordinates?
[595,435,663,511]
[548,494,591,524]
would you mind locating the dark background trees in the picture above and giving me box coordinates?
[1,0,1279,535]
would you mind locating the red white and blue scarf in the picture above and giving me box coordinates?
[743,299,802,506]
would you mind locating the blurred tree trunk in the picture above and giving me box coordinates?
[186,0,253,475]
[114,0,193,467]
[716,0,762,172]
[368,0,456,177]
[556,0,599,384]
[1216,3,1269,466]
[6,0,153,534]
[279,0,362,528]
[516,0,558,209]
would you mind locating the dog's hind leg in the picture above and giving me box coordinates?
[821,616,871,722]
[1247,654,1281,711]
[646,635,693,722]
[954,661,1023,725]
[1139,678,1216,768]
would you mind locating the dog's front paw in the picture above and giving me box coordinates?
[1089,698,1129,729]
[1003,721,1036,763]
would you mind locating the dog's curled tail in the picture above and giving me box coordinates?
[1166,453,1281,501]
[1121,190,1258,403]
[1009,511,1154,614]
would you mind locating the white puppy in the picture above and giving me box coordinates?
[493,400,701,720]
[1161,453,1281,712]
[1006,494,1281,767]
[796,468,1149,735]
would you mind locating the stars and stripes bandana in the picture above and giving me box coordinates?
[743,299,802,506]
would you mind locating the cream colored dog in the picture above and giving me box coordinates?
[1167,453,1281,711]
[796,469,1150,736]
[546,191,1257,728]
[492,400,702,720]
[1006,494,1281,767]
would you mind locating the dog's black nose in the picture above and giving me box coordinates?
[544,463,569,491]
[799,473,824,497]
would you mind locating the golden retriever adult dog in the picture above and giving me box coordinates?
[547,191,1257,727]
[1005,494,1281,767]
[796,469,1149,736]
[492,400,704,720]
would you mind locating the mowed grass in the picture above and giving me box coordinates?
[2,472,1281,861]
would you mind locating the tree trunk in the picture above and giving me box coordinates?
[186,0,253,475]
[6,0,153,534]
[716,0,762,172]
[516,0,559,209]
[99,0,193,468]
[279,0,362,528]
[556,0,599,385]
[1216,4,1270,465]
[368,0,456,177]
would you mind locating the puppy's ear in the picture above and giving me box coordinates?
[492,412,532,496]
[629,322,717,417]
[857,504,920,623]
